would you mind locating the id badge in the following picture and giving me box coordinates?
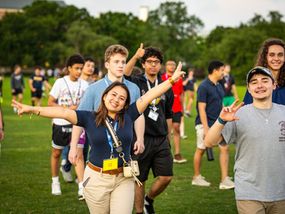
[148,110,159,121]
[103,158,118,171]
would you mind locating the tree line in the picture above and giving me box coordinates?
[0,0,284,83]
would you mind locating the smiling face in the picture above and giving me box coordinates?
[266,45,285,72]
[103,85,128,115]
[248,73,276,101]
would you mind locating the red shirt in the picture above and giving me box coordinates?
[161,73,184,113]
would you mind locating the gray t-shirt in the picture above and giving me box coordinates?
[222,103,285,201]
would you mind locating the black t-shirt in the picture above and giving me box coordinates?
[219,74,235,97]
[30,74,46,90]
[125,74,174,137]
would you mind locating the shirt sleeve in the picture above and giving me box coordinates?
[75,110,93,128]
[78,86,95,111]
[243,90,253,105]
[126,103,141,122]
[221,121,237,145]
[197,85,207,103]
[165,90,174,119]
[49,79,61,99]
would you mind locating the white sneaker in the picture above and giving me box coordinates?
[51,182,62,195]
[78,186,85,201]
[192,175,211,187]
[61,159,67,166]
[219,176,235,190]
[60,166,73,183]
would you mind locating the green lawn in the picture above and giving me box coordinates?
[0,77,247,214]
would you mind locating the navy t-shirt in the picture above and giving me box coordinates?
[76,103,140,168]
[195,78,224,127]
[243,86,285,105]
[30,74,46,90]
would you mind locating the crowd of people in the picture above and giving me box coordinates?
[7,37,285,214]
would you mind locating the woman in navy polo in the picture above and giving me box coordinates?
[12,62,184,214]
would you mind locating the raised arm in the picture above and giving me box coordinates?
[125,43,145,76]
[136,62,185,113]
[205,100,243,147]
[12,100,78,125]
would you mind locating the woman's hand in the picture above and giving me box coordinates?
[11,100,33,116]
[172,62,186,82]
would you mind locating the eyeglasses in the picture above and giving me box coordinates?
[145,59,161,66]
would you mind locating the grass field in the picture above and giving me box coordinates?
[0,77,247,214]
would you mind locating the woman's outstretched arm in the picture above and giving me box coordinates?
[12,100,78,125]
[136,61,185,114]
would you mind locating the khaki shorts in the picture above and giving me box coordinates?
[195,124,206,150]
[236,200,285,214]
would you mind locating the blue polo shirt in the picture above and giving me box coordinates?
[78,75,140,111]
[76,103,140,167]
[195,78,224,127]
[243,86,285,105]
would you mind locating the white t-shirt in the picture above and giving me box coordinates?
[50,76,89,125]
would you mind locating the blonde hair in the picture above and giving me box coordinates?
[104,44,129,62]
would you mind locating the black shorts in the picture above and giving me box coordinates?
[172,112,183,123]
[31,90,43,99]
[52,124,72,149]
[135,135,173,182]
[12,88,23,96]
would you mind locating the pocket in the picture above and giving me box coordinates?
[82,177,91,187]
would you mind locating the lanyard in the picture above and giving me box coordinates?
[63,77,81,106]
[145,75,158,106]
[105,121,118,156]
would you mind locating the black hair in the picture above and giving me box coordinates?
[65,54,85,68]
[84,56,95,63]
[141,47,163,64]
[208,60,224,74]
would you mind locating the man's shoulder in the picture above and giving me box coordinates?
[86,79,106,90]
[124,78,140,91]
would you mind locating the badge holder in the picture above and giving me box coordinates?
[105,119,142,186]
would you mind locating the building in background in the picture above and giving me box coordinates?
[0,0,65,19]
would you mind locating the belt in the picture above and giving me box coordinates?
[87,162,123,175]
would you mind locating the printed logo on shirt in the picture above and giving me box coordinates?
[278,121,285,142]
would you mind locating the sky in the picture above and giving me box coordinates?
[64,0,285,34]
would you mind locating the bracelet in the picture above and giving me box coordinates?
[37,108,41,116]
[168,77,175,85]
[217,117,227,125]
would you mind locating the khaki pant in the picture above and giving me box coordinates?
[236,200,285,214]
[83,165,135,214]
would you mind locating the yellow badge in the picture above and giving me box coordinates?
[103,158,118,171]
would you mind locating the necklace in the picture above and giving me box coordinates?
[253,106,273,124]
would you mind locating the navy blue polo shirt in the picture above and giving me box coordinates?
[76,103,140,168]
[195,78,224,127]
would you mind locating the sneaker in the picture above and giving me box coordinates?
[78,186,85,201]
[61,159,67,166]
[192,175,211,187]
[51,182,62,195]
[60,166,73,183]
[181,135,188,140]
[219,176,235,190]
[144,195,155,214]
[173,154,187,164]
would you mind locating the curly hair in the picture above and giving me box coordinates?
[255,38,285,87]
[141,47,163,64]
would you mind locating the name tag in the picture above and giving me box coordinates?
[103,158,118,171]
[148,110,159,121]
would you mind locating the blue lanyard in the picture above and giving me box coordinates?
[105,121,118,155]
